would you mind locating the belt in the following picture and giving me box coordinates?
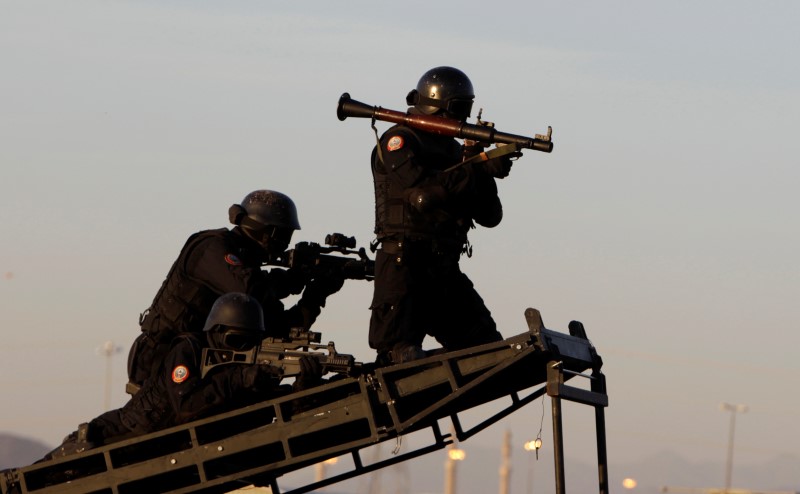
[379,238,465,256]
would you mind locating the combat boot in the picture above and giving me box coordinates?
[41,423,95,461]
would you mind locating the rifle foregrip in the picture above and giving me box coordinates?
[322,354,355,373]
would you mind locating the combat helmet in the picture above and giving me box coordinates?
[229,190,300,254]
[203,292,265,351]
[406,66,475,120]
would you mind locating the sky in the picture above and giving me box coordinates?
[2,0,799,487]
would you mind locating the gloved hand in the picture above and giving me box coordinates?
[462,139,488,159]
[241,364,282,391]
[483,155,514,179]
[303,272,346,305]
[269,267,307,298]
[293,356,323,391]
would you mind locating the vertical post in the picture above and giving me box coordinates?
[314,462,325,484]
[444,450,456,494]
[314,457,339,490]
[444,425,465,494]
[97,341,120,410]
[720,403,748,493]
[592,370,609,494]
[551,395,565,494]
[270,477,281,494]
[498,430,511,494]
[547,361,566,494]
[725,411,735,493]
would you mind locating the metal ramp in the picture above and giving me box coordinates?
[1,308,609,494]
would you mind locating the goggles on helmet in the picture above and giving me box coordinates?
[245,224,294,253]
[219,328,262,351]
[406,90,474,119]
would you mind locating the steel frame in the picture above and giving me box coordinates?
[1,308,608,494]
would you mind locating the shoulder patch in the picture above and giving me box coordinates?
[224,253,242,266]
[387,135,404,152]
[172,365,190,383]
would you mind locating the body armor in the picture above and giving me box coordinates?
[372,125,470,250]
[139,229,260,339]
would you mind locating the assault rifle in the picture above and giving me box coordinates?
[270,232,374,281]
[201,328,358,379]
[337,92,554,154]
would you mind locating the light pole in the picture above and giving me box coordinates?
[444,427,465,494]
[499,430,511,494]
[719,402,748,493]
[97,341,122,410]
[314,456,339,491]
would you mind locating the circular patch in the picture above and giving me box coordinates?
[387,135,404,152]
[172,365,190,383]
[225,253,242,266]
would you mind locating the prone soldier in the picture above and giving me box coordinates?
[43,293,323,460]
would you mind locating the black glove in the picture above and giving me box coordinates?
[483,155,514,179]
[241,364,282,391]
[293,356,323,391]
[303,272,345,305]
[269,267,307,298]
[463,139,488,160]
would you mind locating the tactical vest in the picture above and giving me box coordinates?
[372,125,469,247]
[140,229,244,339]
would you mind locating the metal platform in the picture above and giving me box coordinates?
[1,308,608,494]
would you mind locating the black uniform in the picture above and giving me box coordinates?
[129,227,330,386]
[59,333,284,452]
[369,122,504,358]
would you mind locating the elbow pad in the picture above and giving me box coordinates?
[473,197,503,228]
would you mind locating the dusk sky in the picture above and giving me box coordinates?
[2,0,799,485]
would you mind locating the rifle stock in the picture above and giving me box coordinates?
[337,92,554,153]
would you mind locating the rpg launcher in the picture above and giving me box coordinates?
[337,92,554,154]
[271,233,375,281]
[200,328,358,379]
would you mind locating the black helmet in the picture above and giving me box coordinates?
[229,190,300,254]
[406,66,475,120]
[232,190,301,230]
[203,292,265,351]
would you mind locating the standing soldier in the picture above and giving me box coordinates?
[128,190,343,390]
[368,66,520,364]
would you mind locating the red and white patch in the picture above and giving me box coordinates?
[172,365,190,383]
[224,253,242,266]
[386,135,404,152]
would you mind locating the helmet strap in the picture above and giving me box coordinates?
[415,95,442,109]
[239,215,268,233]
